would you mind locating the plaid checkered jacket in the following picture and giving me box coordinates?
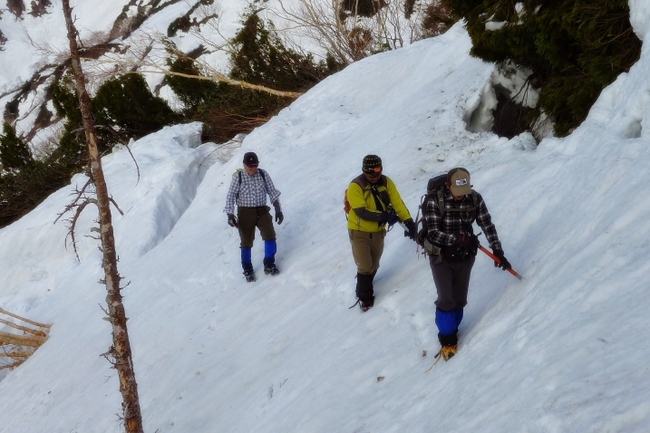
[423,188,502,252]
[223,168,281,214]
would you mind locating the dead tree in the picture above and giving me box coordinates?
[61,1,144,432]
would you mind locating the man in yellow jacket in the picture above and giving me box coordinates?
[347,155,416,311]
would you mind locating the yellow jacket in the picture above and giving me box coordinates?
[347,174,412,232]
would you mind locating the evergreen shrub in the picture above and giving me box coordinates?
[167,10,340,143]
[0,124,33,169]
[0,72,179,228]
[441,0,641,136]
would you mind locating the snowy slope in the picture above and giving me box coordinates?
[0,3,650,433]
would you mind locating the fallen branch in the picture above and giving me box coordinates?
[0,317,48,337]
[0,308,51,370]
[0,331,47,348]
[0,349,36,359]
[0,307,51,329]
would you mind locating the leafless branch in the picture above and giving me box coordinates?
[0,307,51,329]
[271,0,426,65]
[0,308,50,370]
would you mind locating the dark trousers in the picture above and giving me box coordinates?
[238,206,276,248]
[430,255,475,343]
[429,255,475,311]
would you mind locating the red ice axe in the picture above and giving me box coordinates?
[479,245,524,281]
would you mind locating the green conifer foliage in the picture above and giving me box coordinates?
[0,158,73,227]
[51,78,87,167]
[442,0,641,136]
[53,72,178,159]
[1,72,178,228]
[0,123,33,169]
[166,55,219,112]
[92,73,179,144]
[164,9,340,143]
[0,120,74,227]
[230,12,331,92]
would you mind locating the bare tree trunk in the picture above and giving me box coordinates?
[61,1,144,432]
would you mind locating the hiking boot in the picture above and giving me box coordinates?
[355,273,374,303]
[264,264,280,276]
[439,344,457,361]
[360,298,374,312]
[243,269,256,282]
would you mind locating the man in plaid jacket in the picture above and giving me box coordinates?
[224,152,283,282]
[423,167,511,360]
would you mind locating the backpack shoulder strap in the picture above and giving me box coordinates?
[469,190,479,223]
[351,174,389,212]
[436,188,446,219]
[352,174,367,189]
[434,189,479,220]
[239,168,267,186]
[369,175,390,212]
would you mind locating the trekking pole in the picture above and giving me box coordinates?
[478,245,524,281]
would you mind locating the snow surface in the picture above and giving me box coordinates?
[1,2,650,433]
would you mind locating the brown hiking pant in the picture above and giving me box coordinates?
[349,229,385,275]
[238,206,276,248]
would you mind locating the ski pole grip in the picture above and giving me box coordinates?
[478,245,524,281]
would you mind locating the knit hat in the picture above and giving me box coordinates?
[362,155,382,174]
[447,167,471,196]
[243,152,259,166]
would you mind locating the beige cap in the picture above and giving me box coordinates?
[448,167,471,196]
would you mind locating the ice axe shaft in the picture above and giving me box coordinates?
[478,245,524,281]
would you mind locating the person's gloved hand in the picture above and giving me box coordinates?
[458,233,478,251]
[381,212,400,226]
[403,218,417,240]
[273,200,284,225]
[227,213,238,228]
[492,249,511,270]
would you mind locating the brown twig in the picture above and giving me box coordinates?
[0,307,51,329]
[0,318,48,337]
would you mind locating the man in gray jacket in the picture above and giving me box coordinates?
[224,152,284,282]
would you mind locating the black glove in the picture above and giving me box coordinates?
[457,233,478,252]
[492,249,511,270]
[273,200,284,225]
[403,218,417,240]
[227,213,238,228]
[381,212,400,226]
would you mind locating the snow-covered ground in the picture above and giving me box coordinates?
[1,1,650,432]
